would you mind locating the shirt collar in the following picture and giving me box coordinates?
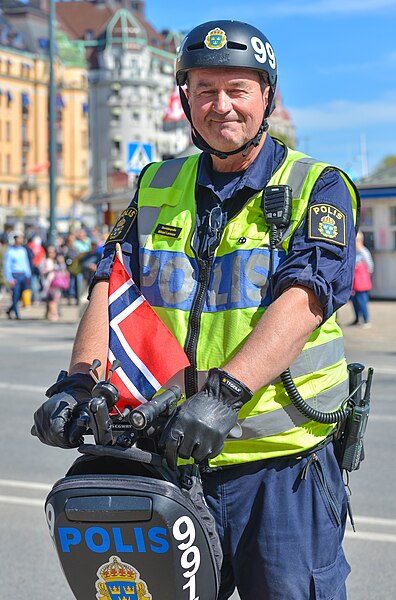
[197,135,285,194]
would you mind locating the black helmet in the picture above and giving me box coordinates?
[176,20,277,115]
[176,20,278,158]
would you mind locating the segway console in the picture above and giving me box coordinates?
[44,370,222,600]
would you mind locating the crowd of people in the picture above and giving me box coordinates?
[0,226,106,321]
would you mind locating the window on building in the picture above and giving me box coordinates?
[6,91,12,107]
[7,189,12,205]
[13,32,24,49]
[6,154,11,174]
[82,130,88,148]
[6,121,11,142]
[22,93,30,115]
[390,206,396,250]
[361,230,375,251]
[0,27,9,46]
[360,206,373,227]
[57,156,63,176]
[6,59,12,75]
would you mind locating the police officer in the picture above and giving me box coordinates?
[34,20,360,600]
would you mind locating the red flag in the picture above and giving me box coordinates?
[164,86,186,123]
[107,253,189,411]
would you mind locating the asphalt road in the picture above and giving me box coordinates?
[0,300,395,599]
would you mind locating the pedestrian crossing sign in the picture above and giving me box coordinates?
[127,142,153,174]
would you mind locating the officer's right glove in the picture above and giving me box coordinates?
[161,368,253,470]
[32,372,95,449]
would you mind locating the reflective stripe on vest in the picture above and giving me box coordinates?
[237,378,349,439]
[286,157,321,197]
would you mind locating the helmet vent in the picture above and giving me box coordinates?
[226,41,247,51]
[187,42,205,51]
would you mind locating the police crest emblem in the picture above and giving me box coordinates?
[318,215,338,239]
[106,207,138,244]
[204,28,227,50]
[308,203,346,246]
[95,556,152,600]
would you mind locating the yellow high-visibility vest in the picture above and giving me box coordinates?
[136,142,359,466]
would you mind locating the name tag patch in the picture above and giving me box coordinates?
[106,208,137,244]
[308,204,346,246]
[154,223,182,239]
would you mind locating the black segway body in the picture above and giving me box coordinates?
[45,447,221,600]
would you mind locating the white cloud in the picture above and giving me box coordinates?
[290,93,396,131]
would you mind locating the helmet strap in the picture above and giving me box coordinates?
[179,87,268,160]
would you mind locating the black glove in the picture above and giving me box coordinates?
[32,372,95,449]
[161,368,253,470]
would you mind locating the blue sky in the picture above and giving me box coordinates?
[145,0,396,179]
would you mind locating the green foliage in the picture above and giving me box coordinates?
[373,155,396,173]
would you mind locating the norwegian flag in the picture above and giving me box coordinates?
[107,251,189,410]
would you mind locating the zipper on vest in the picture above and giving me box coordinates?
[184,257,212,397]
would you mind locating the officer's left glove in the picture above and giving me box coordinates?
[161,368,253,470]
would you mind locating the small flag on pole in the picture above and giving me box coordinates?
[107,246,189,410]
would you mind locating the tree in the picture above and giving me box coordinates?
[373,155,396,173]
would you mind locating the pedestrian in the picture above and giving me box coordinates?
[33,20,360,600]
[27,234,46,303]
[3,233,32,320]
[41,246,70,321]
[350,231,374,328]
[0,233,8,310]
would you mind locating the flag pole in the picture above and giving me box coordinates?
[115,242,124,264]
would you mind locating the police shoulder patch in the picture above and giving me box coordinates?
[308,203,346,246]
[106,207,137,244]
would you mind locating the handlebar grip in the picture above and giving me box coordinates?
[130,386,181,430]
[68,410,90,446]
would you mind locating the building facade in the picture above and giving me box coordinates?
[0,1,90,234]
[56,0,190,227]
[356,165,396,299]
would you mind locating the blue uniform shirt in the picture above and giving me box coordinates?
[93,135,356,321]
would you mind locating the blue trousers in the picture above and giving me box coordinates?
[351,291,369,323]
[201,444,350,600]
[8,273,28,318]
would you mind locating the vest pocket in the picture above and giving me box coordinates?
[312,548,351,600]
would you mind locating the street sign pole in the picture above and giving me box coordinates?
[48,0,57,246]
